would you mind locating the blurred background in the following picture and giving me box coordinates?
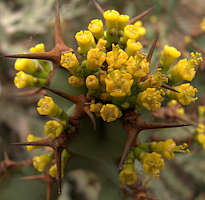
[0,0,205,199]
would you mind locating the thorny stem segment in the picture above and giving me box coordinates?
[19,172,54,200]
[119,111,190,169]
[147,32,159,63]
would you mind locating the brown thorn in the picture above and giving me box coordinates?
[83,106,96,130]
[161,83,179,93]
[15,88,44,97]
[11,140,53,148]
[140,122,191,130]
[42,86,79,104]
[55,0,65,46]
[19,174,44,181]
[129,6,155,24]
[4,51,55,63]
[91,0,104,19]
[146,32,159,63]
[119,129,140,170]
[56,148,63,194]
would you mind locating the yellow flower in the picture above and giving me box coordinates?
[98,70,107,85]
[44,120,64,138]
[151,139,189,160]
[37,96,62,117]
[126,39,143,57]
[75,30,95,53]
[184,36,192,44]
[14,59,38,74]
[96,38,107,50]
[100,104,122,122]
[198,106,205,120]
[30,43,45,53]
[196,133,205,149]
[118,14,130,30]
[137,88,164,111]
[106,45,128,70]
[86,48,106,71]
[26,134,43,151]
[169,52,202,83]
[88,19,104,39]
[126,54,149,78]
[90,102,103,117]
[86,75,99,90]
[140,152,164,178]
[105,70,133,98]
[176,108,184,116]
[33,153,53,172]
[68,75,84,87]
[104,10,120,31]
[14,71,37,88]
[160,45,181,68]
[200,17,205,32]
[196,123,205,134]
[60,52,80,73]
[49,164,58,178]
[119,163,137,185]
[167,83,198,105]
[167,100,177,107]
[140,72,168,89]
[149,15,157,24]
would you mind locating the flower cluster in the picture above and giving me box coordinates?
[13,44,51,88]
[26,96,69,178]
[57,10,202,122]
[119,139,189,184]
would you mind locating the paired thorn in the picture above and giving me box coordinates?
[129,6,155,25]
[91,0,104,19]
[161,83,179,93]
[147,32,159,63]
[119,111,190,169]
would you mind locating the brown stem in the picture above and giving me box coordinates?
[161,83,179,93]
[129,6,155,24]
[55,148,63,194]
[147,32,159,63]
[91,0,104,19]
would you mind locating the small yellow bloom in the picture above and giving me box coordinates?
[106,45,128,70]
[26,134,43,151]
[49,164,65,178]
[44,120,64,138]
[33,153,53,172]
[198,106,205,120]
[167,100,177,107]
[169,52,202,83]
[200,17,205,32]
[60,52,80,73]
[90,102,103,117]
[118,14,130,30]
[86,75,99,90]
[196,133,205,149]
[184,36,192,44]
[37,96,62,117]
[151,139,189,160]
[104,10,120,31]
[100,104,122,122]
[75,30,95,53]
[30,43,45,53]
[140,72,168,89]
[140,152,164,178]
[196,123,205,134]
[126,54,149,78]
[123,25,142,41]
[15,59,38,74]
[105,70,133,98]
[88,19,104,39]
[86,48,106,71]
[68,75,84,87]
[167,83,198,105]
[98,70,107,85]
[14,71,37,88]
[176,108,184,116]
[137,88,164,111]
[96,38,107,50]
[126,39,143,57]
[119,163,137,185]
[149,15,157,24]
[160,45,181,68]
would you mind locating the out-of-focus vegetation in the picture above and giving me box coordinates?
[1,0,205,200]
